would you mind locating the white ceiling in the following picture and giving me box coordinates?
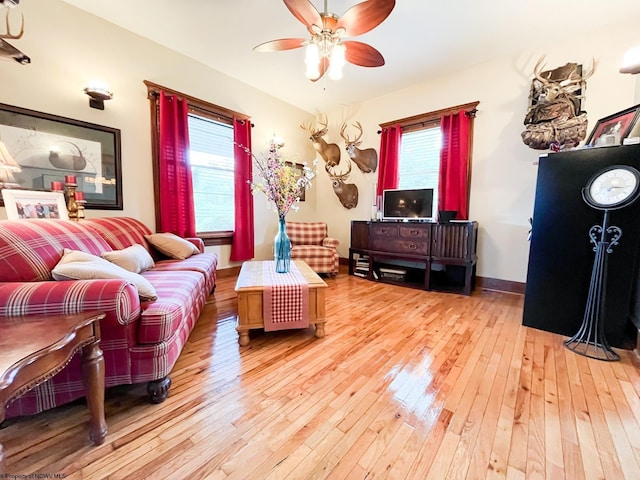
[60,0,640,114]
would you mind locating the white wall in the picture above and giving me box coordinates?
[318,18,640,283]
[2,2,639,282]
[0,0,317,269]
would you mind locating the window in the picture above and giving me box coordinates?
[380,101,479,218]
[145,80,250,245]
[398,126,442,211]
[188,114,234,232]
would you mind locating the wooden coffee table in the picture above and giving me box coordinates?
[235,260,328,346]
[0,311,107,473]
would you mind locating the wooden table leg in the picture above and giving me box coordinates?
[237,328,250,346]
[81,338,107,445]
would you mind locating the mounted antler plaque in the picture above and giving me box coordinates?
[521,56,596,150]
[325,159,358,209]
[300,114,341,166]
[0,8,29,64]
[340,121,378,173]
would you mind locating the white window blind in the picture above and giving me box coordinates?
[398,126,442,211]
[188,114,234,232]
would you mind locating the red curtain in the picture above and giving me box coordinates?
[158,91,196,237]
[376,124,402,197]
[439,111,471,219]
[230,118,254,261]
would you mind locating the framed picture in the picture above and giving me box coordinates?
[1,189,69,220]
[586,104,640,146]
[0,103,122,209]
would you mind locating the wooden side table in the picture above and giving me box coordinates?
[0,311,107,473]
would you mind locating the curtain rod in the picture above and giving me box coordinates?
[378,107,478,134]
[143,80,251,124]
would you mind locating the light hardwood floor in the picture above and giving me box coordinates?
[2,268,640,479]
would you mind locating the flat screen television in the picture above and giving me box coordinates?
[382,188,434,221]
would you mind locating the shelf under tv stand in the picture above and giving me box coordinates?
[349,220,478,295]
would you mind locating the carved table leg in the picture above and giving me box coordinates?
[315,322,326,338]
[147,376,172,404]
[81,339,107,445]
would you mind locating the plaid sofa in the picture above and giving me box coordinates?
[0,217,217,418]
[286,221,339,276]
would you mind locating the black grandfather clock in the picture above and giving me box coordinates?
[523,144,640,353]
[564,165,640,360]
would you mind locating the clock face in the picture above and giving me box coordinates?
[584,165,640,209]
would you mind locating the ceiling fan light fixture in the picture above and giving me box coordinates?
[257,0,395,81]
[328,43,346,80]
[620,45,640,74]
[305,43,320,79]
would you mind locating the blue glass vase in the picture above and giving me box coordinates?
[274,216,291,273]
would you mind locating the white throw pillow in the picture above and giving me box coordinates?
[101,244,155,273]
[145,232,200,260]
[52,249,158,301]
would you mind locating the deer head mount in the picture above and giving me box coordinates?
[325,159,358,209]
[522,55,597,150]
[340,121,378,173]
[300,114,341,167]
[0,8,29,65]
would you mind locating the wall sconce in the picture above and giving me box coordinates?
[84,81,113,110]
[269,134,285,149]
[620,45,640,74]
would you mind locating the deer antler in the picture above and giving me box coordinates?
[1,10,24,40]
[533,55,549,85]
[300,120,313,133]
[339,123,352,143]
[558,58,598,90]
[580,58,598,82]
[325,159,351,179]
[318,113,328,130]
[352,122,364,143]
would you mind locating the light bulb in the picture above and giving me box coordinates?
[328,43,346,80]
[305,43,320,79]
[620,45,640,74]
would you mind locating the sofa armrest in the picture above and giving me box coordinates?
[322,237,340,249]
[184,237,205,253]
[0,279,141,327]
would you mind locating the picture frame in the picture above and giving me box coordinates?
[1,189,69,220]
[0,103,122,210]
[586,104,640,147]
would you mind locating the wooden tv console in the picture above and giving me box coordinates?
[349,220,478,295]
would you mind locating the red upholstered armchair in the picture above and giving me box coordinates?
[286,222,339,276]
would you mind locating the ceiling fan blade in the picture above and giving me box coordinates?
[336,0,395,37]
[310,57,329,82]
[284,0,322,33]
[253,38,307,52]
[343,41,385,67]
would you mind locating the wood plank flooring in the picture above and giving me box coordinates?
[2,268,640,479]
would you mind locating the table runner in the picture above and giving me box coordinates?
[262,261,309,332]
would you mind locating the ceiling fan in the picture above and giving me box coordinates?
[253,0,396,81]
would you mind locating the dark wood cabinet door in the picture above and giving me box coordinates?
[523,144,640,349]
[350,221,370,250]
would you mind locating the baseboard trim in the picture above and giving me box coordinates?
[477,276,525,295]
